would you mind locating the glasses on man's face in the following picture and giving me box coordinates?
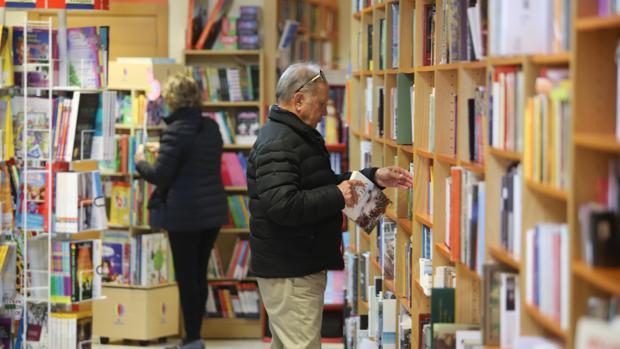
[295,70,327,93]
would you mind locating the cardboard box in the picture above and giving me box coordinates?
[93,283,179,341]
[108,61,185,91]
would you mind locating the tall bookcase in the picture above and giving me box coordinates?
[277,0,339,68]
[183,49,266,339]
[345,0,620,348]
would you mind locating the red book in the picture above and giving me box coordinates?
[450,167,462,262]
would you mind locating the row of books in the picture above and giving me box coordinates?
[524,69,571,190]
[13,93,116,164]
[205,281,260,319]
[489,66,524,153]
[189,65,260,103]
[115,92,166,127]
[55,171,108,234]
[48,313,92,349]
[207,239,251,280]
[99,131,157,175]
[499,164,522,259]
[51,239,102,304]
[445,167,487,275]
[207,110,260,145]
[221,152,247,187]
[101,230,174,286]
[329,152,343,175]
[12,26,109,89]
[107,180,155,228]
[224,195,250,229]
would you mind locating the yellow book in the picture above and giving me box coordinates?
[0,245,8,271]
[533,97,542,182]
[110,182,131,226]
[2,96,13,161]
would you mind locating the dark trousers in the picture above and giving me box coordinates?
[168,228,219,342]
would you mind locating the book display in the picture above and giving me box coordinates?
[344,0,620,348]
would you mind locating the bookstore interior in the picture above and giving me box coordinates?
[0,0,618,348]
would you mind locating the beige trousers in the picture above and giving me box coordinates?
[257,270,327,349]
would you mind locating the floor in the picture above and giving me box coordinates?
[95,339,344,349]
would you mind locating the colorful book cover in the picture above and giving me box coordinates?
[67,27,101,88]
[110,182,130,226]
[12,27,58,87]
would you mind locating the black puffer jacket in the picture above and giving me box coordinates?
[137,107,228,232]
[247,105,379,278]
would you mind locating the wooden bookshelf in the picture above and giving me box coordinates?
[346,0,591,347]
[183,50,266,339]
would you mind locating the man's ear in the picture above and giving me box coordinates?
[293,92,304,107]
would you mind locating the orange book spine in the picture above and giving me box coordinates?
[450,167,461,262]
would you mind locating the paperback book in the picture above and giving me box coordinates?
[342,171,390,233]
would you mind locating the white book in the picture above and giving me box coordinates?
[560,224,569,330]
[55,172,80,233]
[492,81,500,147]
[498,73,506,149]
[368,285,378,338]
[575,318,620,349]
[476,182,486,277]
[499,273,520,348]
[456,330,482,349]
[64,92,81,162]
[382,298,397,348]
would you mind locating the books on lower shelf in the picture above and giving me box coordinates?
[206,110,260,145]
[345,251,359,315]
[131,179,154,227]
[500,163,522,260]
[55,171,108,234]
[525,223,569,332]
[575,295,620,349]
[445,167,486,274]
[489,66,524,153]
[223,195,250,229]
[205,281,260,319]
[523,69,571,191]
[207,239,250,280]
[101,230,174,287]
[189,65,260,103]
[114,91,167,127]
[49,312,92,349]
[51,239,102,304]
[466,87,486,165]
[379,218,397,281]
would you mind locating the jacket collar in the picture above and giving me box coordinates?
[268,104,328,156]
[164,107,203,125]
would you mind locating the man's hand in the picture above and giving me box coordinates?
[146,141,160,154]
[134,144,146,163]
[375,166,413,189]
[338,179,365,207]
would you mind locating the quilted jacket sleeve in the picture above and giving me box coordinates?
[136,124,191,192]
[335,168,383,189]
[255,139,345,226]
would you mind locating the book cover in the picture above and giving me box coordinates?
[110,182,130,226]
[73,240,94,302]
[342,171,390,233]
[67,27,101,88]
[432,324,480,349]
[396,73,413,144]
[235,111,259,145]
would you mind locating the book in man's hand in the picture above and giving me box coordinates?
[342,171,391,233]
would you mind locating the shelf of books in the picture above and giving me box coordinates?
[277,0,339,68]
[344,0,620,348]
[182,49,265,339]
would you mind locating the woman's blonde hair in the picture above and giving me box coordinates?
[162,73,202,111]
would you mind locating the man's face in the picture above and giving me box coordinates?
[297,82,329,129]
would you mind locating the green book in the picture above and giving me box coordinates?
[396,73,413,145]
[431,288,455,324]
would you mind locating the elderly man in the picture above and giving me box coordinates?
[247,63,412,349]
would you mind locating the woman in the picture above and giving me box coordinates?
[135,73,227,349]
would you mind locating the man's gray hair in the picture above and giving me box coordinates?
[276,63,324,103]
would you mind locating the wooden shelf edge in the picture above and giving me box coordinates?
[488,147,522,161]
[456,261,481,282]
[415,212,433,228]
[185,49,261,56]
[577,15,620,31]
[525,178,568,202]
[530,53,571,65]
[385,208,398,221]
[574,132,620,153]
[415,279,430,298]
[436,153,458,165]
[488,244,521,271]
[415,147,434,160]
[524,303,568,340]
[398,218,412,235]
[572,261,620,296]
[435,242,451,259]
[360,231,372,242]
[371,258,381,272]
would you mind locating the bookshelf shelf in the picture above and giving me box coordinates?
[400,298,412,315]
[524,303,568,341]
[488,244,520,271]
[384,139,398,148]
[353,12,361,19]
[460,161,485,174]
[488,147,522,161]
[384,279,396,295]
[436,63,461,71]
[414,212,433,228]
[435,243,451,260]
[456,262,481,282]
[531,53,571,64]
[398,219,412,235]
[488,56,525,65]
[223,144,253,151]
[415,279,429,297]
[225,186,248,192]
[362,6,373,14]
[202,101,261,107]
[360,231,372,243]
[101,282,177,290]
[576,15,620,31]
[400,145,415,154]
[100,172,130,177]
[184,50,261,56]
[417,65,435,72]
[572,261,620,296]
[372,258,381,273]
[525,178,568,202]
[415,148,434,160]
[574,132,620,153]
[461,61,487,69]
[220,228,251,234]
[436,153,458,165]
[115,124,166,131]
[375,2,386,10]
[385,208,398,221]
[360,300,369,312]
